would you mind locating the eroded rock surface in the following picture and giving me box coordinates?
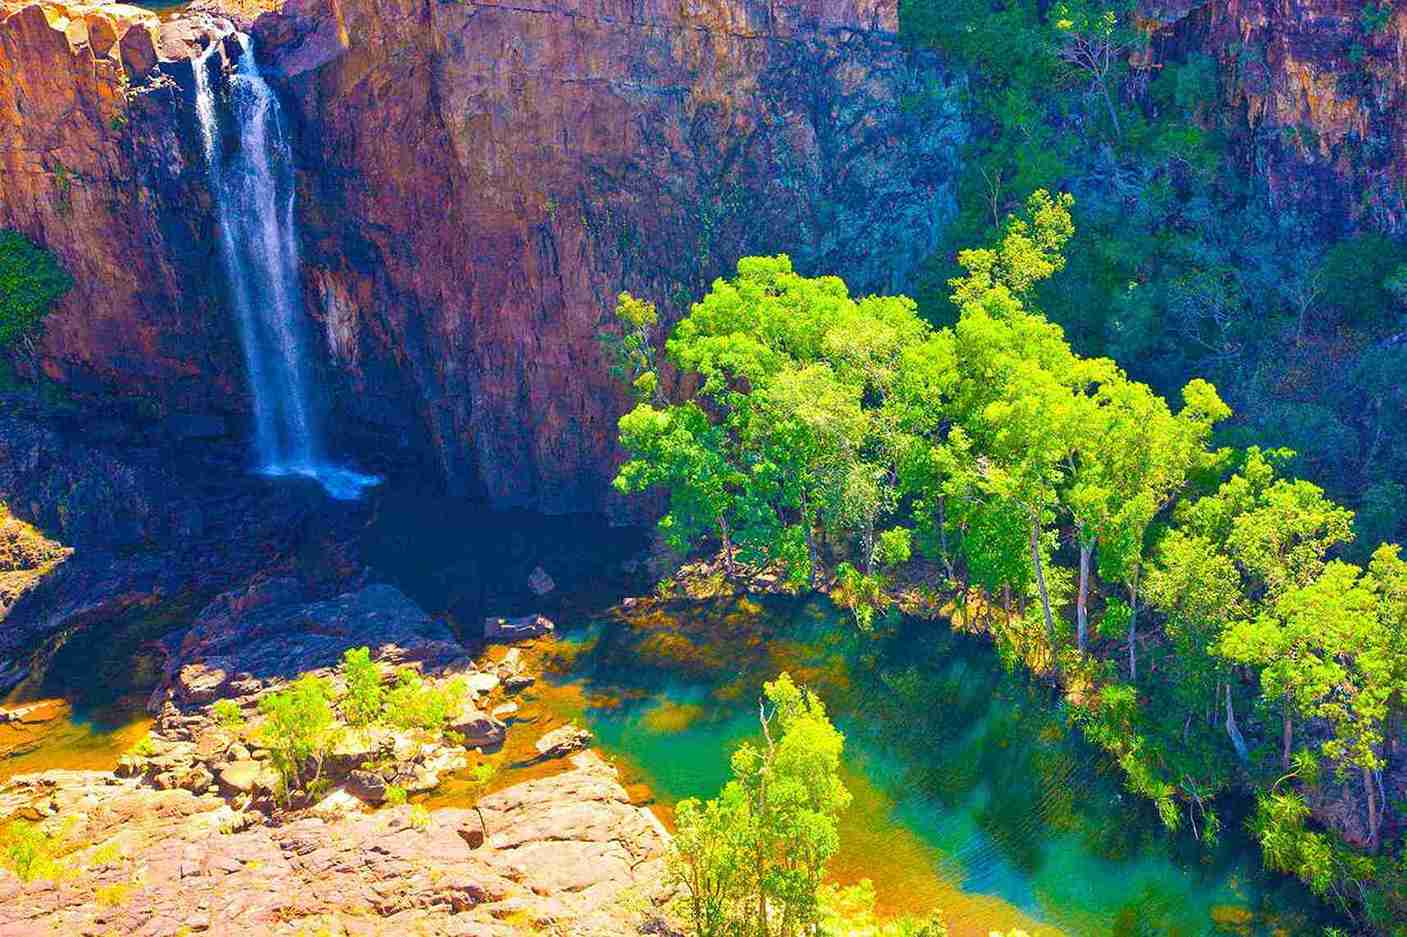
[0,753,671,936]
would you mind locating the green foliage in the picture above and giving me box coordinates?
[818,880,947,936]
[1361,0,1394,34]
[384,668,466,734]
[599,292,661,403]
[257,675,341,798]
[384,784,408,806]
[212,699,245,730]
[669,673,850,937]
[0,820,69,883]
[0,229,71,349]
[621,202,1407,930]
[408,804,431,831]
[339,646,384,727]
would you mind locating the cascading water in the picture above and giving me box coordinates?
[193,36,378,501]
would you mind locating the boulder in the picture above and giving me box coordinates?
[218,759,276,796]
[117,19,157,77]
[531,724,592,762]
[175,663,229,705]
[346,769,387,804]
[527,566,556,596]
[465,671,499,696]
[452,706,507,749]
[490,702,519,721]
[483,614,554,643]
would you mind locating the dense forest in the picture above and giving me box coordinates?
[612,188,1407,932]
[901,0,1407,557]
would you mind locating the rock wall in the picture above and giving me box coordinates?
[266,0,964,510]
[2,0,963,513]
[1142,0,1407,230]
[0,2,244,408]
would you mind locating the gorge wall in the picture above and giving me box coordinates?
[1,0,964,513]
[1142,0,1407,231]
[8,0,1407,512]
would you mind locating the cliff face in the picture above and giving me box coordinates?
[1142,0,1407,230]
[0,2,244,407]
[1,0,963,513]
[268,0,963,510]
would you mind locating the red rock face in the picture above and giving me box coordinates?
[1143,0,1407,230]
[3,0,961,512]
[268,0,958,511]
[0,2,243,410]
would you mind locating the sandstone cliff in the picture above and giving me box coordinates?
[1,0,963,512]
[1142,0,1407,230]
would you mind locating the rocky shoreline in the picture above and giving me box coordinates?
[0,576,677,936]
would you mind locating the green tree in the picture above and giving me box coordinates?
[669,673,850,937]
[339,646,384,727]
[257,675,341,798]
[0,229,71,350]
[600,291,661,403]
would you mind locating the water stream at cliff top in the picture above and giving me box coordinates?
[193,36,378,501]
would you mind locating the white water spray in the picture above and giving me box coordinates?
[193,36,378,501]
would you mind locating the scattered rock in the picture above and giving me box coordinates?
[465,671,499,696]
[531,723,592,762]
[527,565,556,596]
[310,788,366,820]
[346,769,388,804]
[483,614,554,643]
[453,706,507,749]
[218,760,275,796]
[175,663,229,705]
[490,702,519,721]
[504,673,535,692]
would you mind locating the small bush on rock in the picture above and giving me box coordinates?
[339,646,384,726]
[258,674,341,800]
[384,668,466,734]
[212,699,244,730]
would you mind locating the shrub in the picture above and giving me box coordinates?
[0,229,71,349]
[339,646,384,726]
[384,784,407,806]
[257,675,341,798]
[384,669,466,734]
[212,699,245,730]
[408,804,431,831]
[0,820,69,882]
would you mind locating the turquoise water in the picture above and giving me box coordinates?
[544,595,1335,937]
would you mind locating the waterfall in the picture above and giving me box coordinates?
[193,35,378,501]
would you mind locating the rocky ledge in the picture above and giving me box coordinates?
[0,751,671,936]
[0,575,677,936]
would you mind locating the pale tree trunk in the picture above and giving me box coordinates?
[1365,764,1380,853]
[1225,683,1249,763]
[718,515,735,578]
[1030,518,1057,669]
[799,489,819,590]
[1282,696,1293,770]
[1077,539,1093,652]
[1127,570,1140,683]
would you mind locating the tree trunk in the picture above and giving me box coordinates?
[1127,572,1140,683]
[1030,518,1057,669]
[718,515,735,578]
[1365,764,1380,853]
[1077,539,1092,652]
[1282,697,1293,770]
[1099,76,1122,139]
[1225,683,1249,763]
